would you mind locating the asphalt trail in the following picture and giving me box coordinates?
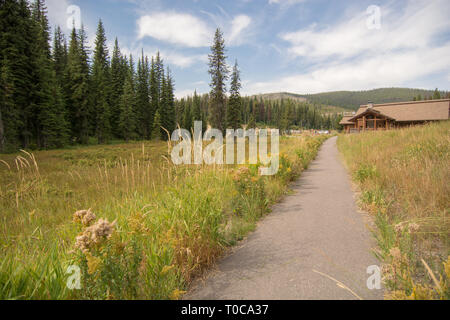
[185,136,383,300]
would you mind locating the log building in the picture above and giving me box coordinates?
[340,99,450,133]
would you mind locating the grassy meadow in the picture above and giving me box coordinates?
[338,121,450,299]
[0,134,328,299]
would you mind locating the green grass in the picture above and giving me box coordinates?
[338,121,450,299]
[0,134,328,299]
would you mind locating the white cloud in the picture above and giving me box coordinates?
[243,44,450,95]
[46,0,97,53]
[228,15,252,45]
[121,44,207,69]
[137,12,212,47]
[164,52,208,68]
[281,0,450,60]
[46,0,71,30]
[247,0,450,95]
[200,9,253,46]
[269,0,306,5]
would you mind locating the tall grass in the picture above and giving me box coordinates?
[338,121,450,299]
[0,134,328,299]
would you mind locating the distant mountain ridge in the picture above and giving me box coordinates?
[250,92,308,102]
[251,88,448,111]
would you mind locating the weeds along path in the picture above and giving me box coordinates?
[185,136,383,300]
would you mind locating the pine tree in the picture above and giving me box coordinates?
[66,26,79,140]
[91,19,111,144]
[433,88,441,100]
[136,50,151,138]
[208,28,229,133]
[164,68,176,134]
[42,70,69,147]
[226,60,242,130]
[0,0,30,151]
[118,70,137,142]
[183,100,192,132]
[280,106,290,134]
[157,64,176,140]
[109,38,125,137]
[154,52,164,100]
[149,56,159,135]
[1,2,185,152]
[158,68,168,140]
[151,110,162,140]
[52,26,67,86]
[247,113,256,129]
[0,57,19,152]
[66,25,90,144]
[192,90,206,134]
[31,0,69,148]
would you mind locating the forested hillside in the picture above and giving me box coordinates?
[253,88,450,111]
[251,92,307,102]
[302,88,449,110]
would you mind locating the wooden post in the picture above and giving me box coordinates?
[363,116,366,131]
[374,116,377,131]
[385,120,388,130]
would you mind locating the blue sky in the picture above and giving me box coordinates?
[46,0,450,98]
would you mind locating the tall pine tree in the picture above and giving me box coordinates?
[66,25,90,144]
[192,90,206,134]
[0,0,31,150]
[136,50,151,138]
[118,64,137,142]
[91,19,111,144]
[149,56,160,136]
[226,60,242,130]
[208,28,228,133]
[31,0,69,148]
[109,38,125,138]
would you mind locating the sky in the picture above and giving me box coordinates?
[45,0,450,98]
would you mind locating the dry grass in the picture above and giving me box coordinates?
[0,134,328,299]
[338,121,450,299]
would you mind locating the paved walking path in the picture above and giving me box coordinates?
[185,136,383,300]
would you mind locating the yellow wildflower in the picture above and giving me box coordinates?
[86,253,102,275]
[170,288,186,300]
[161,265,175,276]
